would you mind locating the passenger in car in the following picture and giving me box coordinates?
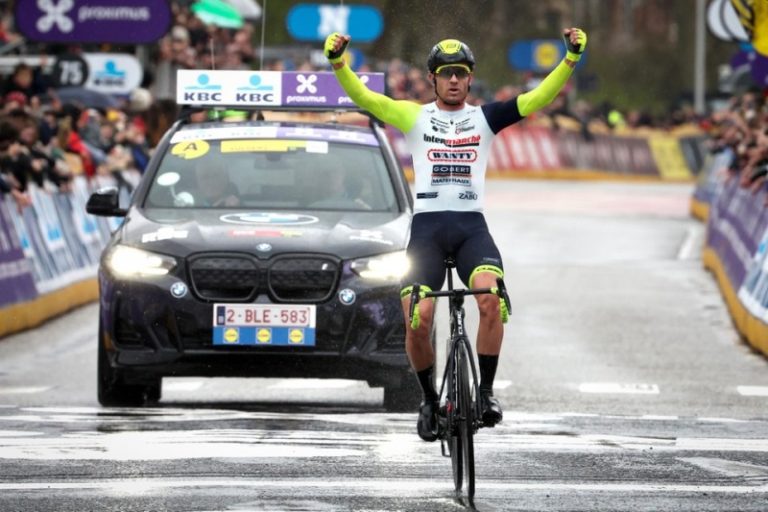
[312,166,371,209]
[193,161,240,207]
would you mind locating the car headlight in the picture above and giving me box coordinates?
[350,251,410,281]
[106,245,177,277]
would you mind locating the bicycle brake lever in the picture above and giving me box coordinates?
[495,277,511,313]
[409,284,421,329]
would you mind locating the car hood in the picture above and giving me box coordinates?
[119,208,411,260]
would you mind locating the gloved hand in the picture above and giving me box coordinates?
[563,28,587,61]
[324,32,350,63]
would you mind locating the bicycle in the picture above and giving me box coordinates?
[408,256,511,499]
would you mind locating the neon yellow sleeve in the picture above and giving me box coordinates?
[333,63,421,133]
[516,59,575,117]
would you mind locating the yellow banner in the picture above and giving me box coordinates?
[648,135,692,180]
[221,140,307,153]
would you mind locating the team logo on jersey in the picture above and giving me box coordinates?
[429,117,450,134]
[427,148,477,162]
[423,134,480,147]
[431,165,472,186]
[454,118,476,134]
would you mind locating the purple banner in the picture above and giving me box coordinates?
[558,132,659,175]
[276,127,379,146]
[15,0,171,44]
[706,176,768,289]
[0,199,37,308]
[281,72,385,108]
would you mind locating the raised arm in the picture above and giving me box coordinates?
[324,33,420,133]
[517,28,588,117]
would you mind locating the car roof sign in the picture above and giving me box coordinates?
[176,70,385,110]
[169,125,380,146]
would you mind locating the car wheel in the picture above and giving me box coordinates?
[97,324,160,407]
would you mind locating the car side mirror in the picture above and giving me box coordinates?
[86,187,128,217]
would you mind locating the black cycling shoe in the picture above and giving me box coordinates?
[480,390,503,426]
[417,400,439,442]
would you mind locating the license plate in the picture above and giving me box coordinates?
[212,304,316,347]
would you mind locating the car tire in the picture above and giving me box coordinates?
[97,323,161,407]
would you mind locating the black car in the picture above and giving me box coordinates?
[86,71,423,410]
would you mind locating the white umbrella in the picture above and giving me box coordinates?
[224,0,262,20]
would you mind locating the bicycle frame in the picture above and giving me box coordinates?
[437,267,482,438]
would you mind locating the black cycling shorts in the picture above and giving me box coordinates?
[401,211,503,292]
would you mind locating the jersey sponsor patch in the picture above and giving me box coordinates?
[431,165,472,186]
[429,117,451,134]
[422,134,481,147]
[427,148,477,162]
[458,191,478,200]
[417,192,439,199]
[454,118,476,134]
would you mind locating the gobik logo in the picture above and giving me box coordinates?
[36,0,74,33]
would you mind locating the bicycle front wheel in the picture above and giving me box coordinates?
[449,341,475,497]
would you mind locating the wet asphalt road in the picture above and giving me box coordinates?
[1,179,767,511]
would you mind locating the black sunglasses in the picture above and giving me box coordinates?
[435,65,471,79]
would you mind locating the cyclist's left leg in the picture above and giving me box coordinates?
[456,216,505,425]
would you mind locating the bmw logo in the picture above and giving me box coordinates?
[170,282,188,298]
[338,288,356,305]
[256,243,272,252]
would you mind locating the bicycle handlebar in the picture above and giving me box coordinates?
[407,277,511,329]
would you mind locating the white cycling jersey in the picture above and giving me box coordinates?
[405,101,523,213]
[407,103,490,213]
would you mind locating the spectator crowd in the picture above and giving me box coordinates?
[0,1,764,213]
[704,89,768,198]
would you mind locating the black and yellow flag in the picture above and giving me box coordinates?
[731,0,768,56]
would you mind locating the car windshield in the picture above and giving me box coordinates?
[145,134,398,212]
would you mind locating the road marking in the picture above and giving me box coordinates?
[640,415,679,420]
[0,386,51,394]
[493,380,512,390]
[0,429,367,460]
[163,380,205,392]
[1,426,767,460]
[0,478,765,494]
[578,383,660,395]
[698,417,749,424]
[737,385,768,397]
[676,226,700,260]
[268,379,358,390]
[680,457,768,478]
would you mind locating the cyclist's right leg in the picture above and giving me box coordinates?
[401,294,440,441]
[400,213,449,441]
[401,293,436,372]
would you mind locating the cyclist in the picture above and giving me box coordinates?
[324,28,587,441]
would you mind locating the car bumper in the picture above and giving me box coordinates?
[99,268,408,386]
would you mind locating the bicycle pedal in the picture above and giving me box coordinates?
[440,439,450,457]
